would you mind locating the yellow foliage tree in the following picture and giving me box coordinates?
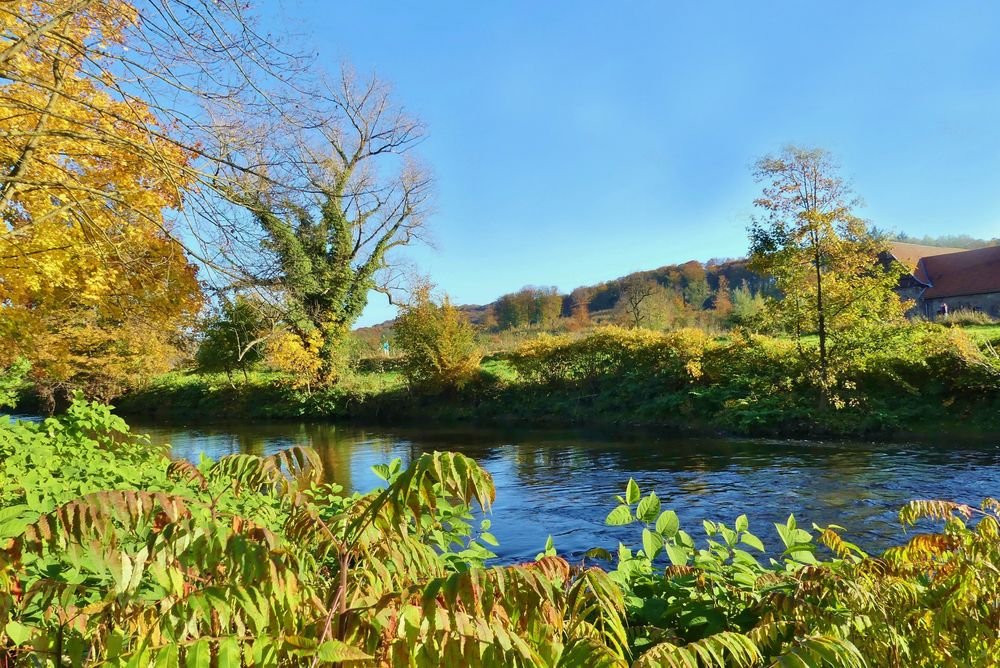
[266,328,325,392]
[0,0,201,405]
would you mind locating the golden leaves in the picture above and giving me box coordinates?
[0,1,202,398]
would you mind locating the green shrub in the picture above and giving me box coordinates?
[0,357,29,410]
[394,290,482,391]
[509,326,708,388]
[700,330,815,430]
[602,478,1000,667]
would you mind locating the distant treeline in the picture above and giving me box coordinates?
[480,258,773,331]
[890,232,1000,249]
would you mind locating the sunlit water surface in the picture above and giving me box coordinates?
[108,419,1000,563]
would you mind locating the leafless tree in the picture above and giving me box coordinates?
[213,67,434,371]
[616,277,657,328]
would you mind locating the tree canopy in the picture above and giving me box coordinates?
[749,145,908,405]
[229,70,432,381]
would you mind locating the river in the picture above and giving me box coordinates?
[122,419,1000,563]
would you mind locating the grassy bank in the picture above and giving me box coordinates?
[114,323,1000,439]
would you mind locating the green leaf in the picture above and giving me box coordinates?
[776,522,793,549]
[481,531,499,546]
[216,637,240,668]
[741,532,765,552]
[735,514,749,533]
[605,504,635,526]
[153,645,179,668]
[642,527,663,559]
[584,547,614,560]
[4,621,30,646]
[656,510,679,537]
[665,544,690,566]
[677,530,695,549]
[636,492,661,523]
[251,639,278,668]
[186,638,211,668]
[626,478,641,504]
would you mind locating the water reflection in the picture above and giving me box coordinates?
[133,420,1000,563]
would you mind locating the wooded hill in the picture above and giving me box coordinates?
[361,233,998,333]
[362,256,771,333]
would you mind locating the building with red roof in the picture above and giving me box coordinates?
[887,242,1000,317]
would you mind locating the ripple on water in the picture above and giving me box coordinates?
[130,420,1000,563]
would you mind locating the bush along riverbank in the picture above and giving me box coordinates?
[2,399,1000,665]
[111,323,1000,439]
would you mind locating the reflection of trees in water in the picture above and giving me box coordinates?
[142,419,1000,557]
[302,425,403,492]
[505,443,577,482]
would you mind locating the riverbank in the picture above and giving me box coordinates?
[111,324,1000,439]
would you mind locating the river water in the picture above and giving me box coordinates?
[122,419,1000,563]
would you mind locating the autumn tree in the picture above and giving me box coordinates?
[226,69,432,383]
[393,285,481,391]
[493,287,562,330]
[749,145,908,404]
[713,275,733,315]
[1,0,311,401]
[1,0,311,247]
[569,287,593,328]
[0,2,203,403]
[536,287,564,327]
[678,261,711,309]
[494,292,532,329]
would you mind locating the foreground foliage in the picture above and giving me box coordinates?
[2,402,997,666]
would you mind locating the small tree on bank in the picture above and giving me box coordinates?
[614,277,678,330]
[748,145,907,405]
[713,275,734,316]
[730,280,767,326]
[394,287,482,391]
[195,297,271,384]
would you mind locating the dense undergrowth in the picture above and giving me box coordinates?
[113,322,1000,438]
[1,401,999,666]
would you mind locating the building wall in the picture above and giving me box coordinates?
[921,292,1000,318]
[895,286,925,316]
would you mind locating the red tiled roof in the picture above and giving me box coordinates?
[888,241,965,269]
[918,245,1000,299]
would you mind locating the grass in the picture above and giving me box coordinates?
[954,322,1000,343]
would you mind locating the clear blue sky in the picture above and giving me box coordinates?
[272,1,1000,326]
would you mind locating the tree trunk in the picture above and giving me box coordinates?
[814,234,828,410]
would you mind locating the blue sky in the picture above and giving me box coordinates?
[272,1,1000,326]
